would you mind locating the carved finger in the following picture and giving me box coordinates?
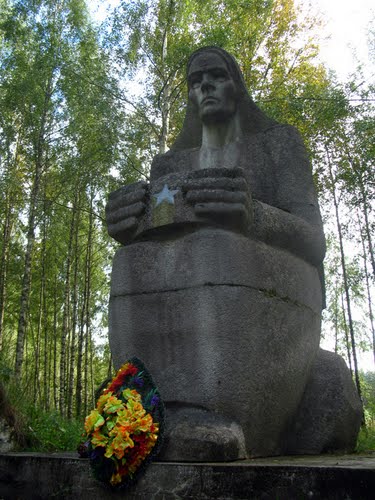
[106,201,145,225]
[107,187,147,212]
[186,189,248,204]
[107,216,138,241]
[109,180,148,200]
[182,177,248,192]
[194,202,248,217]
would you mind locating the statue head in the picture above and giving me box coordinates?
[171,47,276,151]
[187,49,238,125]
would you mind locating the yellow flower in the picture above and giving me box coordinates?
[84,409,105,434]
[91,428,108,448]
[103,395,124,414]
[96,392,113,412]
[122,388,142,402]
[133,414,153,432]
[105,429,134,460]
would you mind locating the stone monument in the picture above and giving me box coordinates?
[105,47,362,460]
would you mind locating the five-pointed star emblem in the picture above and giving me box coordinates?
[153,184,179,207]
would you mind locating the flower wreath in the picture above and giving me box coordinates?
[81,357,164,488]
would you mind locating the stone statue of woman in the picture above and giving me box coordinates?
[106,47,361,460]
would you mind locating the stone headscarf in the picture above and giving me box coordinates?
[171,46,277,151]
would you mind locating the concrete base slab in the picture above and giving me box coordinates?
[0,452,374,499]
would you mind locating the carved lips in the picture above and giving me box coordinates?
[201,96,219,105]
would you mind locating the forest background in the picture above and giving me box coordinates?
[0,0,374,450]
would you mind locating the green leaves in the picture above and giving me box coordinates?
[0,0,124,414]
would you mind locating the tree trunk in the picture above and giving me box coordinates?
[53,278,58,410]
[333,276,339,354]
[345,153,375,281]
[83,195,94,416]
[75,290,86,419]
[0,198,13,352]
[42,203,49,410]
[34,195,48,405]
[107,353,113,379]
[15,185,39,379]
[33,272,43,404]
[77,192,95,418]
[326,147,362,401]
[67,191,80,419]
[89,327,95,410]
[341,294,353,377]
[0,131,22,350]
[357,212,375,364]
[14,78,53,379]
[59,192,77,416]
[360,182,375,281]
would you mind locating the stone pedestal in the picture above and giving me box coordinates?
[1,452,374,499]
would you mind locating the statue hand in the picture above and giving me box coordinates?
[105,181,148,244]
[183,168,252,230]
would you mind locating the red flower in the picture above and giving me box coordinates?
[123,363,138,377]
[106,363,138,393]
[106,379,121,393]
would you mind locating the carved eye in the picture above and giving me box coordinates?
[191,79,201,89]
[211,69,228,82]
[189,73,202,89]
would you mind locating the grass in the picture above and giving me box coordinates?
[19,402,84,452]
[1,380,84,452]
[356,424,375,454]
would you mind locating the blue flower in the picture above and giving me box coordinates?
[150,395,159,407]
[133,376,144,387]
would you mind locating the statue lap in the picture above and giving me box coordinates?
[109,227,323,458]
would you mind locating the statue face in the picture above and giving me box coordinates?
[188,52,237,124]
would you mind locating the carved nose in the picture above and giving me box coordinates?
[201,74,214,91]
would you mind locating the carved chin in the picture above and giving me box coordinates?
[199,106,236,124]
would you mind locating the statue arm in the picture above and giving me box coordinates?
[250,125,326,267]
[251,200,326,267]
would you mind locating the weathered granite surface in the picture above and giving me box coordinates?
[285,349,363,455]
[109,229,322,457]
[1,452,374,499]
[105,47,362,459]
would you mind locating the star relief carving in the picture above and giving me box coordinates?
[153,184,179,207]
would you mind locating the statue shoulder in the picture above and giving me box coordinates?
[263,123,307,151]
[262,124,311,173]
[263,124,321,224]
[150,148,198,181]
